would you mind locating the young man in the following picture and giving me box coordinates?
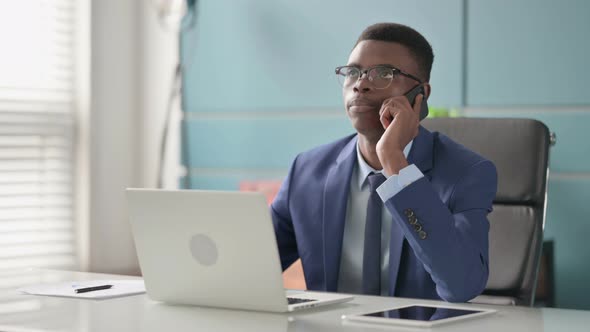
[271,23,497,302]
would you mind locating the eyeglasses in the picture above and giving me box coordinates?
[335,65,422,89]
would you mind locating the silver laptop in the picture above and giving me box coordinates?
[126,189,353,312]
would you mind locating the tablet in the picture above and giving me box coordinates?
[342,304,496,328]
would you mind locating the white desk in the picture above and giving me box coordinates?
[1,269,588,332]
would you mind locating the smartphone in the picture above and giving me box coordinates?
[404,84,429,120]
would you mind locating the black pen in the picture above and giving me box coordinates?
[75,284,113,294]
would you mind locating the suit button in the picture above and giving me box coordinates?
[418,230,427,240]
[404,209,414,217]
[408,216,418,225]
[413,224,422,232]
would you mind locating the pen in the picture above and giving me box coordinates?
[74,284,113,294]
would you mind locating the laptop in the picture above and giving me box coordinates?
[126,189,353,312]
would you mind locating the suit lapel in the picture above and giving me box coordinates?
[322,136,357,292]
[388,126,434,296]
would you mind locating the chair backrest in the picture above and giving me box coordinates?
[422,117,551,306]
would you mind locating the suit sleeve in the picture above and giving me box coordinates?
[383,159,498,302]
[271,155,300,271]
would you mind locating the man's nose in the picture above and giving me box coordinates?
[353,73,372,93]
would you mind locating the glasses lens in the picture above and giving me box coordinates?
[368,67,394,89]
[336,67,360,87]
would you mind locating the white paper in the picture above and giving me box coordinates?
[17,279,146,300]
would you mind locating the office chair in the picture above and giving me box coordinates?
[422,117,553,306]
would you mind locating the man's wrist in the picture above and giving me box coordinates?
[380,150,409,177]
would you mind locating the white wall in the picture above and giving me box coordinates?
[88,0,178,275]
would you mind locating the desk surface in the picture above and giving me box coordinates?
[1,269,588,332]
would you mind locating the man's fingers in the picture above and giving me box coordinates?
[413,93,424,115]
[380,105,394,128]
[380,103,399,129]
[380,94,421,129]
[380,113,391,129]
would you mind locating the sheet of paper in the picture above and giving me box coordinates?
[17,279,146,300]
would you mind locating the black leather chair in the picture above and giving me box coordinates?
[422,117,553,306]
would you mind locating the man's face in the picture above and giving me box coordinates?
[343,40,422,138]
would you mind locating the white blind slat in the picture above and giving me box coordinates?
[0,243,74,258]
[0,165,72,175]
[0,101,73,113]
[0,184,71,196]
[0,230,73,245]
[0,149,71,160]
[0,90,72,102]
[0,208,72,222]
[0,195,72,208]
[0,220,72,232]
[0,135,72,145]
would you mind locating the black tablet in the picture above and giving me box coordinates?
[342,304,496,327]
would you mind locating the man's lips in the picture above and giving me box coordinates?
[347,99,381,112]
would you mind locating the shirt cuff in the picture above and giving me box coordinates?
[376,164,424,202]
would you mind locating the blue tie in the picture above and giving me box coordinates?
[362,172,387,295]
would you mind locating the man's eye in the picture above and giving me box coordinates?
[373,67,395,79]
[378,71,393,79]
[346,69,360,78]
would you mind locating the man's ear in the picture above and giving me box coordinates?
[422,82,432,100]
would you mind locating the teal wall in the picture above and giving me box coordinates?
[181,0,590,309]
[467,0,590,106]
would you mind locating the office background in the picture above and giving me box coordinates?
[0,0,588,314]
[180,0,590,310]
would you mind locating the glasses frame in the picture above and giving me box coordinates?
[335,65,423,89]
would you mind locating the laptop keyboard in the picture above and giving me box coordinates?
[287,297,317,305]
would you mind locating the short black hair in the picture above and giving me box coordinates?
[355,23,434,82]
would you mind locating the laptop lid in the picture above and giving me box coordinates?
[126,189,290,312]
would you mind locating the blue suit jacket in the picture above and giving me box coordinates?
[271,126,497,302]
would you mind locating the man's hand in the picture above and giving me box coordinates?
[376,93,423,176]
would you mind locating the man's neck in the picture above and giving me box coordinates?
[357,134,383,170]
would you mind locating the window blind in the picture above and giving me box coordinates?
[0,0,77,271]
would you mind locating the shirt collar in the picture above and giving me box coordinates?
[356,139,413,189]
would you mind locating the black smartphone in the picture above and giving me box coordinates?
[404,84,429,120]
